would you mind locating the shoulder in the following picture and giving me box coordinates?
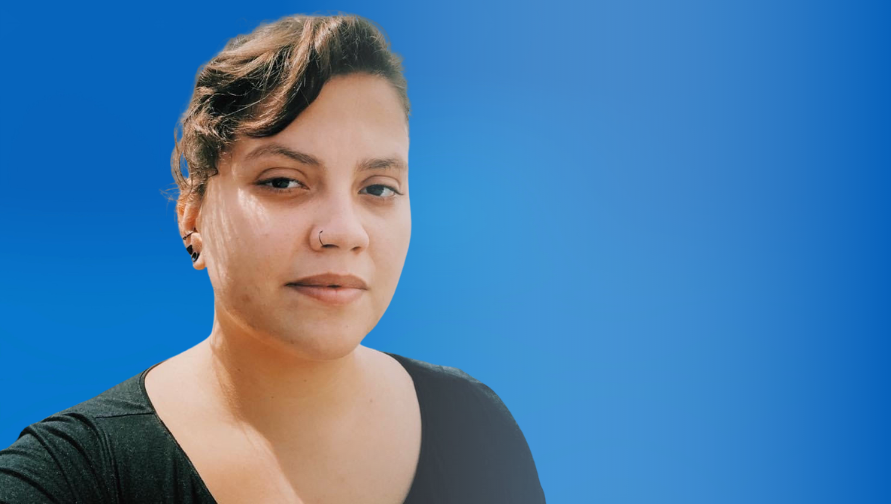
[383,350,486,389]
[0,368,156,503]
[384,351,514,419]
[57,368,156,419]
[385,351,547,502]
[384,351,529,451]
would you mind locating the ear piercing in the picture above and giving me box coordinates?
[182,228,199,262]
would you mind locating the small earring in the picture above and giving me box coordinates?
[183,227,199,262]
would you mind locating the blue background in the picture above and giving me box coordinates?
[1,1,889,502]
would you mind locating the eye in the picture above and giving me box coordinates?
[361,184,402,199]
[256,178,402,199]
[257,177,304,191]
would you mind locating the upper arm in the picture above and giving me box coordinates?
[0,414,114,504]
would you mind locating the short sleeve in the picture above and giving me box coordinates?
[0,413,115,504]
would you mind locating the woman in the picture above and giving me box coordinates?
[0,14,545,504]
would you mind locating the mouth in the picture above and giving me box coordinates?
[288,273,368,290]
[286,283,365,305]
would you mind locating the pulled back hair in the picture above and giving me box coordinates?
[168,14,410,205]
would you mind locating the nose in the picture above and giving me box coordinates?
[309,190,369,253]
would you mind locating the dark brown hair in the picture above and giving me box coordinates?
[167,13,410,205]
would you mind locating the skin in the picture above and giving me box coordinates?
[174,72,411,447]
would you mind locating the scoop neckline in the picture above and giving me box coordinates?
[137,350,427,504]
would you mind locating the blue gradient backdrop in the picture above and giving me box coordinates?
[1,1,889,502]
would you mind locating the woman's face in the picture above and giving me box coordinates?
[191,73,410,358]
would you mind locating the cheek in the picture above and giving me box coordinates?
[376,215,411,281]
[204,189,286,287]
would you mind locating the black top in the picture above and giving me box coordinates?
[0,352,546,503]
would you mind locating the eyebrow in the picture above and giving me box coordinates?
[244,143,407,173]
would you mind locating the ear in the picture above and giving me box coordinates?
[176,192,206,270]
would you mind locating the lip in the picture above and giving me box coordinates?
[288,273,368,290]
[286,284,365,305]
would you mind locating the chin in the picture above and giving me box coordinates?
[266,321,369,359]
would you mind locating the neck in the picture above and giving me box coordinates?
[195,308,374,439]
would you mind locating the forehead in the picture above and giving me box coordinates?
[229,73,409,166]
